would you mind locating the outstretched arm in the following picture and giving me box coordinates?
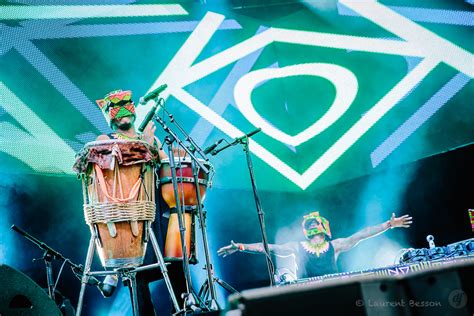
[217,240,297,257]
[332,213,412,257]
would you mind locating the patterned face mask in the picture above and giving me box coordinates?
[96,90,136,124]
[302,211,332,239]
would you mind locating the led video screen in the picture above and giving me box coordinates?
[1,0,473,191]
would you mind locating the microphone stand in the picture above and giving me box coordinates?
[152,104,236,311]
[160,107,222,310]
[10,224,85,302]
[157,107,209,174]
[152,108,206,312]
[161,107,209,164]
[211,130,276,286]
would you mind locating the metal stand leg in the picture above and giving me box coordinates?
[44,254,55,301]
[76,225,184,315]
[190,158,219,311]
[198,279,209,300]
[214,277,238,294]
[242,138,275,286]
[198,277,238,303]
[149,227,181,312]
[164,137,200,310]
[124,271,139,316]
[76,236,96,316]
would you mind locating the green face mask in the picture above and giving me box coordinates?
[302,211,332,239]
[96,89,136,126]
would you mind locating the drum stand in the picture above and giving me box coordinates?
[75,222,180,316]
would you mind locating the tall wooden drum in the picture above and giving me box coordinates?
[159,156,212,264]
[74,139,159,268]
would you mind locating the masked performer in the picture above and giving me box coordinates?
[96,90,185,315]
[218,211,412,278]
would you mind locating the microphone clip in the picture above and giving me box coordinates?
[203,139,224,155]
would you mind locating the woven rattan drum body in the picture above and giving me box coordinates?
[74,140,159,268]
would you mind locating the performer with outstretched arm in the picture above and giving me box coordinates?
[218,211,412,278]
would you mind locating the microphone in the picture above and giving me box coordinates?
[138,102,160,133]
[99,275,119,298]
[139,84,168,105]
[241,127,262,139]
[203,139,223,155]
[81,271,118,298]
[230,127,262,144]
[210,128,262,156]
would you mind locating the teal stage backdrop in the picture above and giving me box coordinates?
[2,0,473,191]
[1,1,473,314]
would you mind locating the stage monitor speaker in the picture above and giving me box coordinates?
[228,260,473,316]
[0,264,62,316]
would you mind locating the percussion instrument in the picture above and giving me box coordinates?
[74,139,159,268]
[159,156,213,263]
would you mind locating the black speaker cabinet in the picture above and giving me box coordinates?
[0,264,61,316]
[228,259,474,316]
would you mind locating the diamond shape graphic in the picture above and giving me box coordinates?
[152,3,473,189]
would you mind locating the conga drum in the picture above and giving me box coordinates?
[73,139,159,268]
[159,156,212,264]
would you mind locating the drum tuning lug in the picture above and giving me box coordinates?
[107,222,118,238]
[130,221,139,237]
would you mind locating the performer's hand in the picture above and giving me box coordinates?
[142,121,156,146]
[217,240,241,257]
[389,213,413,228]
